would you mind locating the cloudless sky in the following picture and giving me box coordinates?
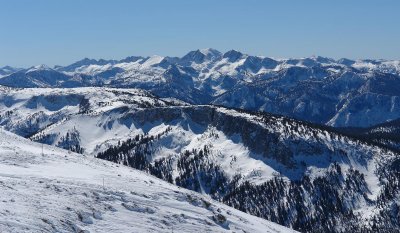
[1,0,399,67]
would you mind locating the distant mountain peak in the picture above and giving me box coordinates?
[223,50,244,62]
[27,64,52,73]
[119,56,144,63]
[198,48,222,57]
[2,65,16,70]
[181,48,222,64]
[337,58,356,66]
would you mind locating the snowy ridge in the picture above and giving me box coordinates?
[0,87,174,137]
[0,129,295,233]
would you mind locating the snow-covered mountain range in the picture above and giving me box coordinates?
[1,49,399,127]
[1,49,400,232]
[0,129,295,233]
[1,86,399,232]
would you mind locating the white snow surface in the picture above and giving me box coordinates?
[0,129,296,233]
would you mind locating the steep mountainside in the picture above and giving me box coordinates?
[1,87,399,232]
[1,49,399,127]
[0,130,294,233]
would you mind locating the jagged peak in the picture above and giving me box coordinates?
[223,50,244,61]
[181,48,222,63]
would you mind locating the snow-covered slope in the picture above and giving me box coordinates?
[1,49,400,127]
[1,87,399,232]
[0,129,295,233]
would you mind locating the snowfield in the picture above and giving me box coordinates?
[0,129,296,233]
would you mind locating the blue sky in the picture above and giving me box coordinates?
[1,0,399,67]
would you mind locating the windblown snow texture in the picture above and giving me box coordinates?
[0,129,295,233]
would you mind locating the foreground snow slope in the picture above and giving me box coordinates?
[0,130,295,233]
